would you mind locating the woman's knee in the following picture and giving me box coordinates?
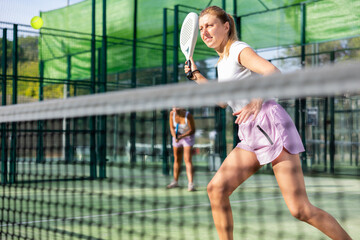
[288,203,315,222]
[183,158,193,167]
[173,158,182,169]
[207,180,231,200]
[206,182,218,200]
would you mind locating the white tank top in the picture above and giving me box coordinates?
[217,41,252,113]
[173,111,189,134]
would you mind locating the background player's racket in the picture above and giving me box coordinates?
[180,12,199,80]
[175,123,179,139]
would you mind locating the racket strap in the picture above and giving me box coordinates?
[187,69,201,80]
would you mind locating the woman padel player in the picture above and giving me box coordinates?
[167,107,196,191]
[185,5,352,240]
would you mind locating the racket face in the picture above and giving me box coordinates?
[180,12,199,60]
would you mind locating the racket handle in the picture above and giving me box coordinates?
[186,60,193,80]
[175,124,179,138]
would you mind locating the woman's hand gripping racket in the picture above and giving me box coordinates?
[180,12,199,80]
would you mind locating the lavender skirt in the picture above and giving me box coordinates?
[236,100,305,165]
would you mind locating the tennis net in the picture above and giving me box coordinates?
[0,61,359,239]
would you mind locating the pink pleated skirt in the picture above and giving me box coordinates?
[236,100,305,165]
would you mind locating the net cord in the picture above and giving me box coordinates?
[0,61,358,123]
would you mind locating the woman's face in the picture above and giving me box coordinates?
[199,13,229,51]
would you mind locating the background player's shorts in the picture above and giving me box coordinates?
[172,135,195,148]
[236,100,305,165]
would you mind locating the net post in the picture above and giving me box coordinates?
[130,113,136,165]
[9,24,18,184]
[300,98,307,172]
[220,109,226,161]
[170,5,179,173]
[37,60,44,164]
[89,0,97,178]
[162,8,170,175]
[329,51,335,174]
[349,104,354,166]
[90,116,97,179]
[98,117,107,178]
[64,55,72,163]
[1,28,8,184]
[295,100,300,130]
[98,0,108,179]
[129,0,138,166]
[355,100,359,168]
[215,107,226,163]
[90,48,103,179]
[1,29,6,106]
[162,8,167,83]
[161,111,169,175]
[299,3,307,172]
[329,96,335,174]
[91,0,96,85]
[173,4,179,83]
[0,123,6,184]
[323,97,328,172]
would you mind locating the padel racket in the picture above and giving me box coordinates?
[180,12,199,80]
[175,123,179,139]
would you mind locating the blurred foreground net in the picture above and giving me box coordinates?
[0,62,359,239]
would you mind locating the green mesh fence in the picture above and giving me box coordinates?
[38,0,360,81]
[306,0,360,43]
[39,0,223,82]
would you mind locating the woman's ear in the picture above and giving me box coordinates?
[224,21,230,33]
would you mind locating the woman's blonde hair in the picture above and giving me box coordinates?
[200,6,238,60]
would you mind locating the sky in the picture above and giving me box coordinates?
[0,0,85,26]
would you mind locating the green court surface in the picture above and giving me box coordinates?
[1,163,359,240]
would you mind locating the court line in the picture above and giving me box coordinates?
[1,195,284,227]
[2,189,355,227]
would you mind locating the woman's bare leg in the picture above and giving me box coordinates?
[183,146,193,183]
[272,149,352,240]
[173,147,183,181]
[207,148,262,240]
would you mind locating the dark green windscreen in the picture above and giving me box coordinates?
[39,0,360,80]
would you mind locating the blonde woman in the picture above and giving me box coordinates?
[184,6,352,240]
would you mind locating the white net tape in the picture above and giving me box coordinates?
[0,61,359,123]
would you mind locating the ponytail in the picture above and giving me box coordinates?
[224,13,238,59]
